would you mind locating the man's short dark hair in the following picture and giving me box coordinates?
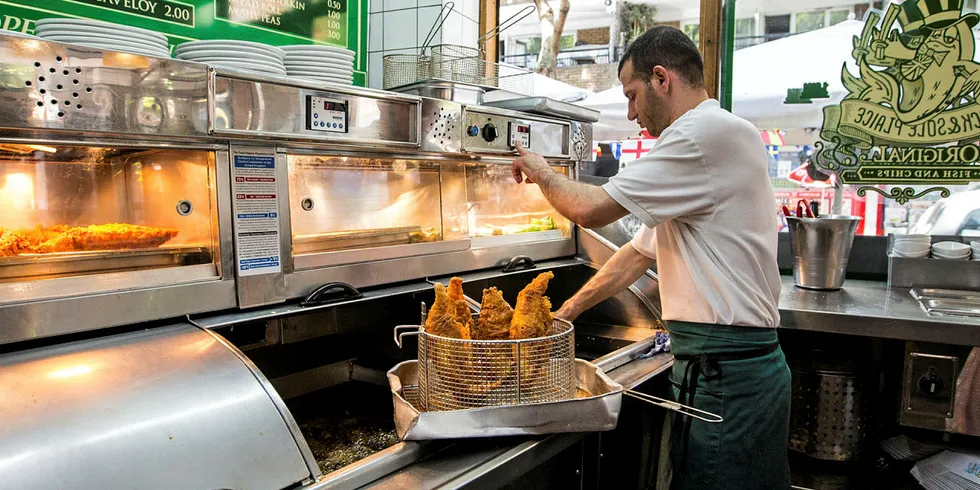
[618,26,705,87]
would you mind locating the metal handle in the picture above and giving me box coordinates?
[479,5,536,46]
[394,325,421,348]
[421,1,455,52]
[624,390,724,423]
[502,255,536,273]
[300,282,363,307]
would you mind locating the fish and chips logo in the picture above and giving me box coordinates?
[817,0,980,202]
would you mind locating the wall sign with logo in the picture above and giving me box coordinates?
[816,0,980,203]
[0,0,367,86]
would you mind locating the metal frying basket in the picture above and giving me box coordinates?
[382,2,453,89]
[394,306,576,412]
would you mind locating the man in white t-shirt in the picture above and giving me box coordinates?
[511,26,789,490]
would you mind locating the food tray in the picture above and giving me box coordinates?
[483,97,600,123]
[0,246,210,280]
[386,358,623,440]
[292,226,424,254]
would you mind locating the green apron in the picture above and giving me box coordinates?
[666,320,791,490]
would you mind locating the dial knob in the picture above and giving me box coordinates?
[482,123,498,142]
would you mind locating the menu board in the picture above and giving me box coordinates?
[0,0,367,86]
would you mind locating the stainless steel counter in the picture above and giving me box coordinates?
[778,276,980,346]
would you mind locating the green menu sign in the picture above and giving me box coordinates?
[0,0,367,86]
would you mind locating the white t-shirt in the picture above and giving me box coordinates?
[602,99,781,328]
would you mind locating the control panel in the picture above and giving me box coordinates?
[306,95,348,133]
[508,122,531,149]
[460,108,569,157]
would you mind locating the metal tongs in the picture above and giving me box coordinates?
[623,390,724,423]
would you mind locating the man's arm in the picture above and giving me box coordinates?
[555,243,655,321]
[512,143,628,228]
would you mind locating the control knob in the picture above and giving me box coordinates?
[482,123,498,142]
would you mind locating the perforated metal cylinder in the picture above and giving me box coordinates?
[789,368,870,461]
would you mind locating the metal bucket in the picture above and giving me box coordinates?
[786,215,861,290]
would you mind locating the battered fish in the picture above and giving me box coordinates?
[509,271,555,394]
[447,277,474,340]
[35,223,179,253]
[476,287,513,340]
[424,282,470,340]
[509,271,554,340]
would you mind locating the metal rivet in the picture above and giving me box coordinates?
[176,200,194,216]
[301,197,314,211]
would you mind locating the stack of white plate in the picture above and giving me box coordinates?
[889,235,931,258]
[281,44,354,85]
[931,241,972,260]
[970,241,980,260]
[35,18,169,58]
[175,40,286,76]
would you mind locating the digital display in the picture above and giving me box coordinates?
[323,101,346,111]
[517,125,529,133]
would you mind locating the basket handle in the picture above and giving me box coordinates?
[394,325,421,348]
[479,5,536,48]
[421,1,456,53]
[502,255,536,273]
[624,390,724,423]
[300,282,363,307]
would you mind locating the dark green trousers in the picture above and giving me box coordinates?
[666,321,791,490]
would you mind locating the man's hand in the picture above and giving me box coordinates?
[555,301,581,322]
[511,141,551,184]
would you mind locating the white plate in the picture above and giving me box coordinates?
[40,34,167,51]
[209,60,287,74]
[176,40,284,58]
[287,72,353,80]
[177,49,285,66]
[39,33,169,54]
[284,60,354,70]
[932,241,971,253]
[284,53,355,64]
[39,37,169,57]
[37,24,167,47]
[281,44,354,55]
[2,29,39,39]
[292,76,354,85]
[181,56,285,70]
[284,65,352,76]
[57,42,167,58]
[36,18,167,42]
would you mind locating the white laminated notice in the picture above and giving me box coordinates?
[231,150,282,277]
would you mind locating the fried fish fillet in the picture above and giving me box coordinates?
[423,282,473,409]
[35,223,179,253]
[509,271,555,395]
[0,228,33,257]
[509,271,554,341]
[476,287,513,341]
[447,277,474,340]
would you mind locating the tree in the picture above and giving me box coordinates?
[533,0,570,77]
[618,2,657,45]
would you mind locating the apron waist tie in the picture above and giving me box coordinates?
[673,342,780,475]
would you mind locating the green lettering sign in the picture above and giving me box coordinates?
[0,0,367,86]
[815,0,980,202]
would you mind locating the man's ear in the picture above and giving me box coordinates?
[652,65,669,92]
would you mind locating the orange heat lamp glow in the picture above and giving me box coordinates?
[47,364,94,379]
